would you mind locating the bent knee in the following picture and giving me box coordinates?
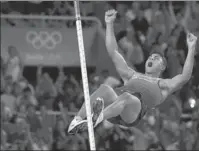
[100,84,112,90]
[99,84,115,94]
[121,92,140,103]
[120,98,142,123]
[95,84,117,105]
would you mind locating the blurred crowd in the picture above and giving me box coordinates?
[1,1,95,28]
[1,1,199,150]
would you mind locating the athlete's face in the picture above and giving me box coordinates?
[145,53,165,74]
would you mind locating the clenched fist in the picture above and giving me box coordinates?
[187,33,198,50]
[105,9,117,24]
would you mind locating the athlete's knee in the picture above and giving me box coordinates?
[120,92,140,105]
[100,84,113,91]
[98,84,116,96]
[93,84,117,106]
[93,84,110,95]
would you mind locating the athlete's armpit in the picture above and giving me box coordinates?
[164,74,190,94]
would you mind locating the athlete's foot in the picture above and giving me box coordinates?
[68,116,88,134]
[92,97,104,127]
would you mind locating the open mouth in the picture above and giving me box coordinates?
[148,62,153,67]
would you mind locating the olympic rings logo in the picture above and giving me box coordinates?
[26,31,62,50]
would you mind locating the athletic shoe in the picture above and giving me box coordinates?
[92,97,104,127]
[68,116,88,134]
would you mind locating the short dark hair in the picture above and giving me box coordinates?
[147,142,165,150]
[63,80,76,90]
[5,75,13,81]
[27,104,35,110]
[8,45,16,52]
[116,30,127,42]
[23,87,31,93]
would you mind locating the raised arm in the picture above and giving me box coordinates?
[58,102,68,125]
[36,64,43,85]
[55,64,67,92]
[180,2,191,31]
[105,10,135,82]
[168,1,178,26]
[166,33,197,93]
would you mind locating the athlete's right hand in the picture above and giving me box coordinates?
[187,32,197,50]
[105,9,117,24]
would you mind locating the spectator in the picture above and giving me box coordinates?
[1,57,5,94]
[147,142,165,150]
[53,76,78,111]
[36,73,57,98]
[1,1,199,150]
[125,1,140,22]
[26,104,41,133]
[35,65,57,109]
[166,35,183,78]
[131,3,149,36]
[4,75,13,87]
[54,65,67,94]
[5,46,22,82]
[116,26,144,71]
[12,82,23,97]
[144,2,161,25]
[1,80,16,116]
[16,87,38,110]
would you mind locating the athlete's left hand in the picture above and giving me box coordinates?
[187,32,198,50]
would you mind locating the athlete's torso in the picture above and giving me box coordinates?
[120,73,167,108]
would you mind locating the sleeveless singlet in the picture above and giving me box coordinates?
[116,73,163,108]
[110,74,163,127]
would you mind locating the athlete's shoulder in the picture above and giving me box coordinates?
[134,72,144,77]
[158,78,171,89]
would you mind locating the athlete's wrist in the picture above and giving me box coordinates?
[106,22,114,27]
[188,46,196,55]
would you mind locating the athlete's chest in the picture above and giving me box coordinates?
[125,74,169,100]
[125,74,160,85]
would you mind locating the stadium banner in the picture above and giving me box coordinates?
[1,26,97,66]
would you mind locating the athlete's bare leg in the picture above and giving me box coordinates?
[68,85,142,133]
[103,92,141,123]
[68,84,117,134]
[77,84,117,119]
[93,92,142,127]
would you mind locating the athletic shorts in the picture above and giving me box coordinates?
[107,87,148,127]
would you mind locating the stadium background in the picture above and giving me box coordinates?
[1,1,199,150]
